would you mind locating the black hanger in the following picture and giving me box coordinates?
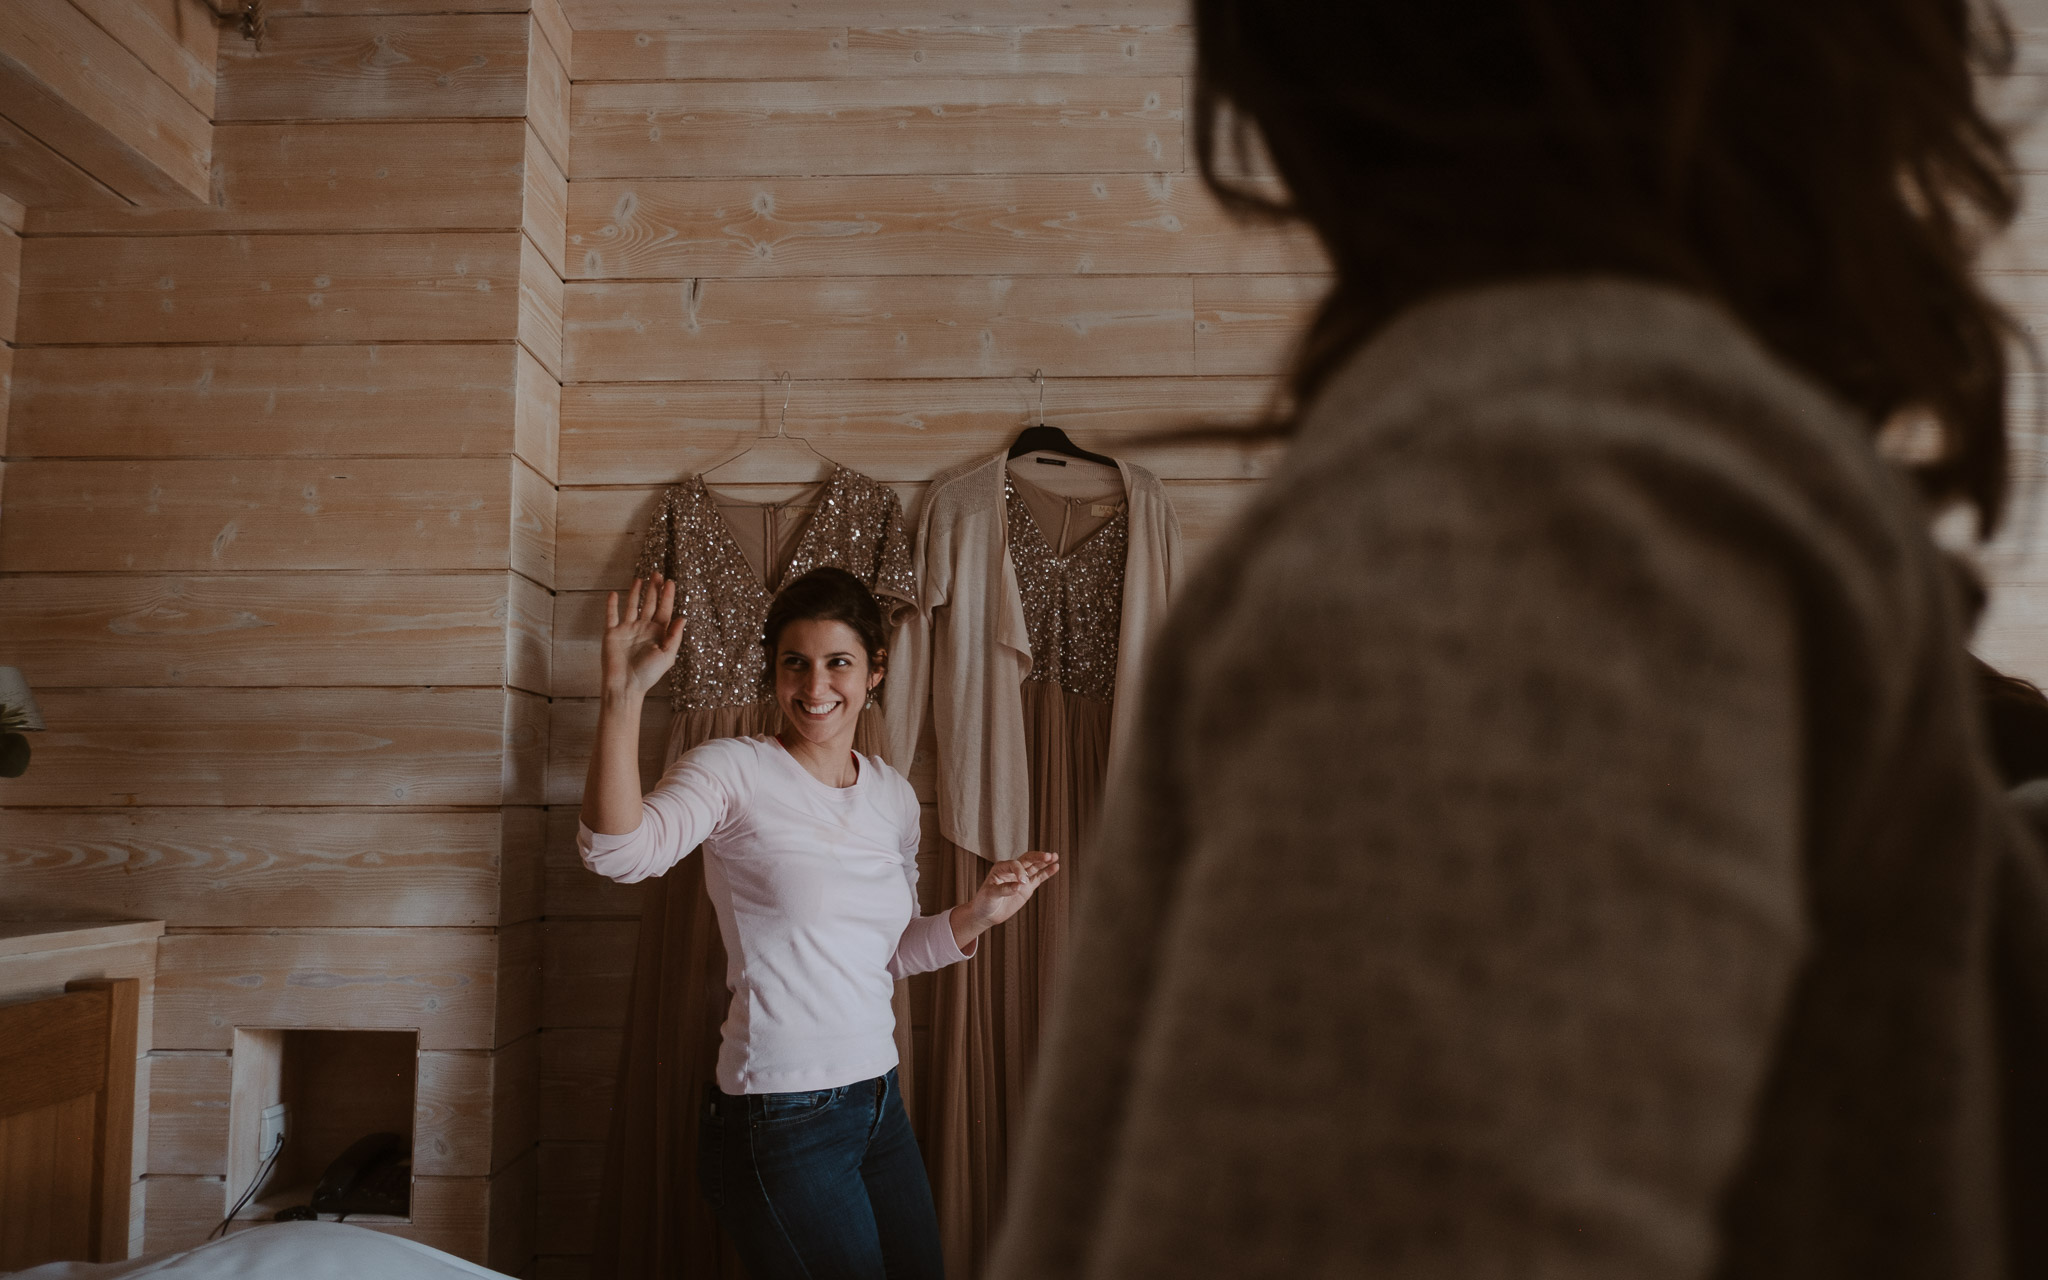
[1007,370,1116,468]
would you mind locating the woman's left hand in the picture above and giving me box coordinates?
[952,851,1060,948]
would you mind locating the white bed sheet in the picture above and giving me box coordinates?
[5,1222,514,1279]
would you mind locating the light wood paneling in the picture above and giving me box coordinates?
[490,1034,541,1176]
[560,0,1192,29]
[67,0,219,117]
[418,1051,494,1177]
[501,807,548,928]
[516,343,563,482]
[1980,576,2048,682]
[540,917,634,1028]
[558,376,1283,486]
[8,344,526,459]
[154,930,507,1052]
[145,1052,229,1177]
[571,25,1192,81]
[0,458,530,573]
[0,113,123,210]
[0,0,212,205]
[496,921,542,1049]
[547,592,613,701]
[2,809,510,927]
[519,236,565,378]
[525,11,569,180]
[504,689,550,807]
[545,697,666,805]
[254,0,533,12]
[571,78,1181,179]
[539,1027,619,1143]
[17,233,523,346]
[416,1038,536,1176]
[513,457,560,585]
[542,807,647,918]
[563,275,1193,382]
[0,689,513,807]
[530,0,571,74]
[566,174,1321,279]
[27,123,530,237]
[0,222,18,344]
[0,573,525,687]
[215,14,535,122]
[509,571,555,696]
[1193,272,1328,376]
[524,125,569,280]
[139,1175,221,1254]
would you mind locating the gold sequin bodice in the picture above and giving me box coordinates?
[636,465,916,710]
[1005,474,1128,704]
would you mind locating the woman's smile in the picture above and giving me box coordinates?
[774,616,881,750]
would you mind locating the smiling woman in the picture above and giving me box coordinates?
[576,566,1056,1280]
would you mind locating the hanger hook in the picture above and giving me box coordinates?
[1032,368,1045,423]
[778,372,793,437]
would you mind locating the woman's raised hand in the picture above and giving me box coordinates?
[603,575,687,700]
[966,851,1060,930]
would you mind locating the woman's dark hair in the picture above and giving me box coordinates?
[1194,0,2023,532]
[761,567,889,691]
[1975,656,2048,786]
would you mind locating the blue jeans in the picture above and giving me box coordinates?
[698,1068,945,1280]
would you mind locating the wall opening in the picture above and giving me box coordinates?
[227,1028,418,1225]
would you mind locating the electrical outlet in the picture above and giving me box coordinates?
[260,1103,288,1157]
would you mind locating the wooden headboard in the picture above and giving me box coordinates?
[0,978,141,1271]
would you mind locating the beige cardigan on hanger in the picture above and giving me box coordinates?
[884,451,1181,862]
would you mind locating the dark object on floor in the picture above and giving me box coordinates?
[309,1132,412,1220]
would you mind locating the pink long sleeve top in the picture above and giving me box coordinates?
[579,734,971,1095]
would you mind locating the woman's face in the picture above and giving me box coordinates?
[773,617,882,746]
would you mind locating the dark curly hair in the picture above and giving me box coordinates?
[1195,0,2024,532]
[760,567,889,697]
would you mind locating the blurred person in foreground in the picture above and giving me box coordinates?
[988,3,2048,1278]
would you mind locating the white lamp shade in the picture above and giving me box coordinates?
[0,667,44,730]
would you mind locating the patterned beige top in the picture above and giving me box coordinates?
[1004,473,1129,704]
[635,464,916,711]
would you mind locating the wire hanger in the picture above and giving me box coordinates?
[1007,369,1116,467]
[701,372,840,483]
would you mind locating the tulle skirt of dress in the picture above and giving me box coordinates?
[914,679,1112,1280]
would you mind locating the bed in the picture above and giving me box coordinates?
[6,1221,515,1278]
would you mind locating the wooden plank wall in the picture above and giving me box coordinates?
[0,0,217,208]
[1,2,571,1270]
[1978,12,2048,684]
[3,191,18,518]
[535,6,1323,1277]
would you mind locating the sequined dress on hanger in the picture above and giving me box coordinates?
[592,463,916,1280]
[917,465,1129,1279]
